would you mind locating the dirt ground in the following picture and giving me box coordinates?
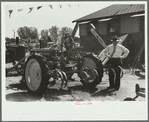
[5,63,146,102]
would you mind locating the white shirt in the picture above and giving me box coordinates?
[103,44,129,58]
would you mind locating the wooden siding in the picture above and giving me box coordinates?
[80,35,104,51]
[120,17,140,33]
[79,24,88,36]
[98,21,108,35]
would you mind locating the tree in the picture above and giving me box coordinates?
[49,26,60,42]
[5,37,10,43]
[40,29,49,40]
[17,26,38,39]
[59,26,73,36]
[29,27,38,39]
[17,27,27,39]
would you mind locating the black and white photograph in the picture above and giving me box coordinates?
[2,1,148,121]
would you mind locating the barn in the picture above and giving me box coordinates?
[72,4,145,68]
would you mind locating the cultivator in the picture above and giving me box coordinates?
[46,67,99,89]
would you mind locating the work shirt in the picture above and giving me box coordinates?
[103,44,129,58]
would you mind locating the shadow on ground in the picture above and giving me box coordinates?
[6,92,43,102]
[91,88,117,97]
[6,82,26,91]
[6,82,117,102]
[6,82,43,101]
[68,85,98,94]
[43,88,71,101]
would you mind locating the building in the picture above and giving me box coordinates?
[72,4,145,67]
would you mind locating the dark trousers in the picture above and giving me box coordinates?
[107,58,122,90]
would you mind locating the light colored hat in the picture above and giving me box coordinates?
[111,35,119,42]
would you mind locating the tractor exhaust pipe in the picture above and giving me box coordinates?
[16,37,19,44]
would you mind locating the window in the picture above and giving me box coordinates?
[108,18,120,34]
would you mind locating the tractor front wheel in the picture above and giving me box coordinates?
[24,55,49,95]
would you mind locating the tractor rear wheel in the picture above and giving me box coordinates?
[24,55,50,95]
[80,54,103,88]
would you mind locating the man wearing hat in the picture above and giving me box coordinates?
[103,35,129,90]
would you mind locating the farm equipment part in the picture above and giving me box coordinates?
[6,37,28,75]
[6,37,25,64]
[6,44,26,65]
[123,84,145,101]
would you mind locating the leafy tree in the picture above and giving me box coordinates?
[49,26,60,42]
[17,27,26,39]
[59,27,73,36]
[29,27,38,39]
[5,37,10,43]
[17,26,38,39]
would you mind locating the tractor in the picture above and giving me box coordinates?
[11,35,104,95]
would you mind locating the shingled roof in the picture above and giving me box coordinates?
[73,4,145,23]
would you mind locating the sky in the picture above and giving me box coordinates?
[3,1,113,38]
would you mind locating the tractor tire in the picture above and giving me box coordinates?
[24,55,50,95]
[79,53,103,88]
